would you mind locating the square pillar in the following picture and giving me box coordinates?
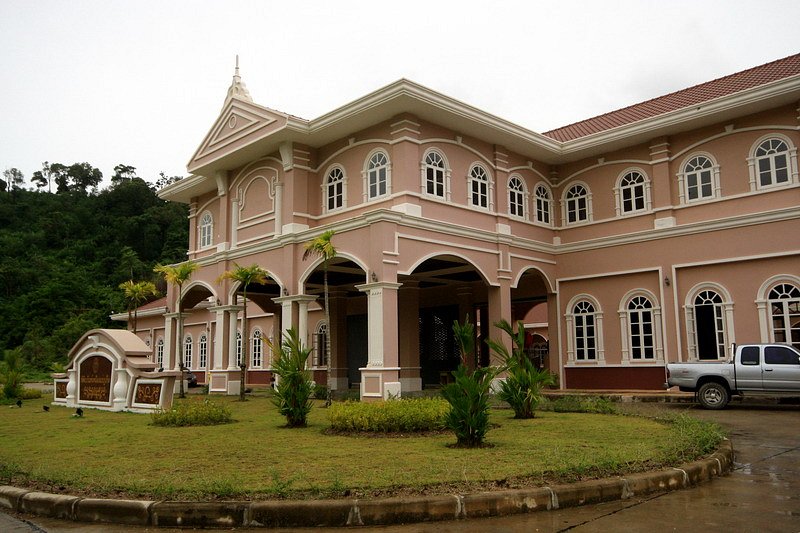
[356,281,402,399]
[487,280,512,365]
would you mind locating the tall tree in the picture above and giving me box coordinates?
[118,280,159,332]
[153,261,198,398]
[3,168,24,191]
[67,162,103,193]
[111,164,137,183]
[302,230,336,406]
[217,263,269,401]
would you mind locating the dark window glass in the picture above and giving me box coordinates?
[740,346,759,365]
[764,346,799,365]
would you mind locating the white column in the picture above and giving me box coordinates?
[272,296,295,339]
[295,295,317,349]
[227,307,240,370]
[356,282,402,367]
[274,181,284,236]
[163,314,175,370]
[212,308,226,370]
[231,197,239,248]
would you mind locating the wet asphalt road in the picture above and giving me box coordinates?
[3,402,799,532]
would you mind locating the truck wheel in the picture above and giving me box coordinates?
[697,382,729,409]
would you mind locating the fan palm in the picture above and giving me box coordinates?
[118,280,159,332]
[217,263,269,401]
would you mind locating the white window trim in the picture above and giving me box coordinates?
[533,181,552,226]
[321,164,348,213]
[198,334,208,369]
[618,289,663,364]
[755,274,800,344]
[565,294,605,365]
[362,149,392,202]
[677,152,721,205]
[251,329,263,369]
[466,163,494,211]
[561,181,593,226]
[419,148,451,201]
[684,282,735,361]
[155,338,164,368]
[613,168,652,217]
[199,211,214,249]
[507,175,528,221]
[313,320,328,368]
[235,330,243,367]
[747,133,799,192]
[183,334,193,370]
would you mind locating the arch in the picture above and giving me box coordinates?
[238,173,276,219]
[533,181,552,225]
[677,151,721,204]
[756,274,800,301]
[565,293,604,364]
[180,280,217,310]
[322,164,347,212]
[617,289,663,363]
[297,250,370,293]
[512,265,554,293]
[401,251,492,286]
[199,211,213,249]
[756,274,800,346]
[226,271,285,304]
[684,282,735,360]
[420,147,451,200]
[230,158,283,190]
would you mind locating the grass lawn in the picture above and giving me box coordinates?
[0,394,703,501]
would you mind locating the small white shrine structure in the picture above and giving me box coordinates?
[53,329,180,413]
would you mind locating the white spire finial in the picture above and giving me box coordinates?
[226,54,252,103]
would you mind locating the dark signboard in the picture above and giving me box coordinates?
[55,381,67,399]
[79,356,112,403]
[134,382,162,405]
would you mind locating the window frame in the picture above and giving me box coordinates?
[322,165,347,212]
[183,334,193,370]
[614,169,651,216]
[235,331,242,367]
[507,175,527,220]
[618,290,663,364]
[313,321,328,367]
[198,334,208,369]
[467,163,493,210]
[199,211,214,249]
[363,149,391,201]
[251,329,263,368]
[747,134,799,191]
[420,149,450,200]
[565,294,604,364]
[767,282,800,350]
[534,182,552,225]
[156,338,164,368]
[562,182,592,225]
[685,284,735,361]
[678,153,720,204]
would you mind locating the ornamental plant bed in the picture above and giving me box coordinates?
[0,395,723,501]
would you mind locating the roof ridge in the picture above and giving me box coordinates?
[543,52,800,140]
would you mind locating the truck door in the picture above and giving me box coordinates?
[736,346,763,390]
[762,346,800,391]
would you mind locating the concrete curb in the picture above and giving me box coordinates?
[0,440,733,528]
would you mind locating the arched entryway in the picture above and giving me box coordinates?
[512,267,556,372]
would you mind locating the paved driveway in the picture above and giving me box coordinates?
[4,402,799,532]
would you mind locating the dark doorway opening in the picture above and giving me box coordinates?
[419,305,460,387]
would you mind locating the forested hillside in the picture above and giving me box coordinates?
[0,175,188,375]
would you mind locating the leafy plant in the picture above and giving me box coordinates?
[486,319,555,419]
[268,328,313,428]
[440,315,501,447]
[150,398,233,427]
[118,280,159,332]
[328,398,449,433]
[303,230,336,406]
[544,395,617,414]
[0,349,23,399]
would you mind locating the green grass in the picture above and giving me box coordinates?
[0,395,722,501]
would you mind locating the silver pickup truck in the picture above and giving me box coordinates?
[666,343,800,409]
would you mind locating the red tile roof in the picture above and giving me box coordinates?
[136,296,167,312]
[543,53,800,142]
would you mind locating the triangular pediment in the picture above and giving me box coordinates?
[189,97,287,173]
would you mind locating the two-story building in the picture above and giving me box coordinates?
[121,53,800,397]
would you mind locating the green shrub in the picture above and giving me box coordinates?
[313,383,328,400]
[0,349,24,399]
[487,320,555,419]
[328,398,449,433]
[269,328,313,428]
[441,365,499,446]
[151,398,233,427]
[545,395,618,414]
[661,413,726,463]
[20,388,42,400]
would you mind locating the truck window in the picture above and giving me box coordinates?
[740,346,760,365]
[764,346,800,365]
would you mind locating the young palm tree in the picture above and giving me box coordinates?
[118,280,159,332]
[217,263,269,402]
[153,261,199,398]
[302,230,336,406]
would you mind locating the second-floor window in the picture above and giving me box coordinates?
[683,156,715,201]
[423,151,446,198]
[508,176,526,219]
[617,170,649,215]
[367,151,389,199]
[199,212,213,248]
[535,184,551,225]
[564,184,590,224]
[325,167,345,211]
[469,164,490,209]
[754,138,791,188]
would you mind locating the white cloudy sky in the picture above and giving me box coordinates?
[1,0,799,188]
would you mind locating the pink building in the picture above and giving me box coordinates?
[119,54,800,397]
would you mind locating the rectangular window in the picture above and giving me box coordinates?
[740,346,760,365]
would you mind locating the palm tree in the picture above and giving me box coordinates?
[118,280,159,332]
[218,263,269,402]
[153,261,199,398]
[303,230,336,406]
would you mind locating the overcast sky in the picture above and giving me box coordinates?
[1,0,799,188]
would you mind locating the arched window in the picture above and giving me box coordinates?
[534,184,551,225]
[615,170,650,215]
[422,150,446,198]
[468,164,490,209]
[365,151,390,200]
[768,283,800,349]
[183,335,193,370]
[573,301,597,361]
[156,338,164,368]
[324,166,346,211]
[564,184,591,224]
[198,334,208,369]
[252,330,263,368]
[753,138,791,188]
[692,290,726,360]
[680,155,718,202]
[508,176,526,219]
[627,296,654,360]
[235,331,242,367]
[314,322,328,367]
[199,212,213,248]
